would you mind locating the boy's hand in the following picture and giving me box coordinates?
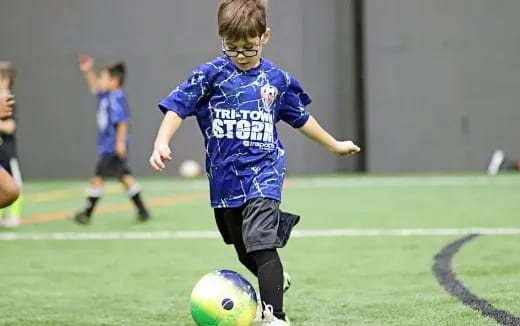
[78,55,94,72]
[0,94,14,119]
[332,141,361,156]
[149,144,172,172]
[116,143,127,159]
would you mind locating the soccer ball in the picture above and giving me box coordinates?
[190,270,258,326]
[179,160,203,178]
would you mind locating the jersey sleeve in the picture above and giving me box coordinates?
[158,66,211,119]
[279,75,312,128]
[109,94,129,124]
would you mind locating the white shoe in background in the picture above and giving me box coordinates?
[487,150,505,176]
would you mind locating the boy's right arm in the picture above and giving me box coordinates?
[149,111,184,172]
[298,115,361,156]
[78,55,98,94]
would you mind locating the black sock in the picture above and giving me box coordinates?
[85,196,100,217]
[251,249,285,321]
[237,251,258,277]
[131,193,147,213]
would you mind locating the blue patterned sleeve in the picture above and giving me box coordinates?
[279,74,312,128]
[159,67,211,119]
[110,94,129,123]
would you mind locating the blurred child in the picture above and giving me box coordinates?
[0,61,22,227]
[74,55,150,224]
[0,93,19,208]
[149,0,360,324]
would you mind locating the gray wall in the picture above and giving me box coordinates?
[365,0,520,172]
[0,0,358,179]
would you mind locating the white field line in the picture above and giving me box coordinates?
[135,176,520,191]
[289,176,520,188]
[1,228,520,241]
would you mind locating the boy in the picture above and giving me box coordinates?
[75,55,150,224]
[0,62,22,227]
[150,0,360,324]
[487,149,520,176]
[0,93,19,208]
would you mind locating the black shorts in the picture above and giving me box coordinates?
[0,149,10,171]
[95,155,132,178]
[214,198,301,253]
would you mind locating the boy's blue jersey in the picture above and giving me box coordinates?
[159,56,311,208]
[96,89,129,156]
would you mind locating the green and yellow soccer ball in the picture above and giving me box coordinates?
[190,270,258,326]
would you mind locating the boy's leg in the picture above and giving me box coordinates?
[242,198,288,322]
[1,157,22,227]
[120,174,150,221]
[7,158,22,225]
[0,167,18,208]
[74,176,103,224]
[214,207,258,276]
[2,195,22,227]
[250,249,286,321]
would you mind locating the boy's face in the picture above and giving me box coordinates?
[98,69,119,91]
[223,29,271,72]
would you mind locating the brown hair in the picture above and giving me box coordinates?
[218,0,267,42]
[103,62,126,86]
[0,61,16,88]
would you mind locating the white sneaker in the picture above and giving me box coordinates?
[252,300,263,324]
[487,150,505,176]
[261,303,291,326]
[0,216,21,228]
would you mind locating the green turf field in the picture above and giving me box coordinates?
[0,174,519,325]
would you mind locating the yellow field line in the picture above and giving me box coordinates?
[21,192,208,225]
[25,184,121,203]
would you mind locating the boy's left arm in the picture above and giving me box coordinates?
[115,122,127,159]
[298,115,361,156]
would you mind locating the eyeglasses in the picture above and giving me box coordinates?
[222,36,263,58]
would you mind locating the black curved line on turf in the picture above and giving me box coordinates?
[433,234,520,326]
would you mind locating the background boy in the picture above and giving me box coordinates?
[0,61,22,227]
[75,55,150,224]
[150,0,360,324]
[0,93,19,208]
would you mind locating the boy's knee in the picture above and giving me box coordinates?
[1,183,20,208]
[251,249,279,267]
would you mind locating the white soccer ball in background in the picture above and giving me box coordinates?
[179,160,203,178]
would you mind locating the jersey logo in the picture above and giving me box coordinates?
[97,99,109,132]
[260,84,278,112]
